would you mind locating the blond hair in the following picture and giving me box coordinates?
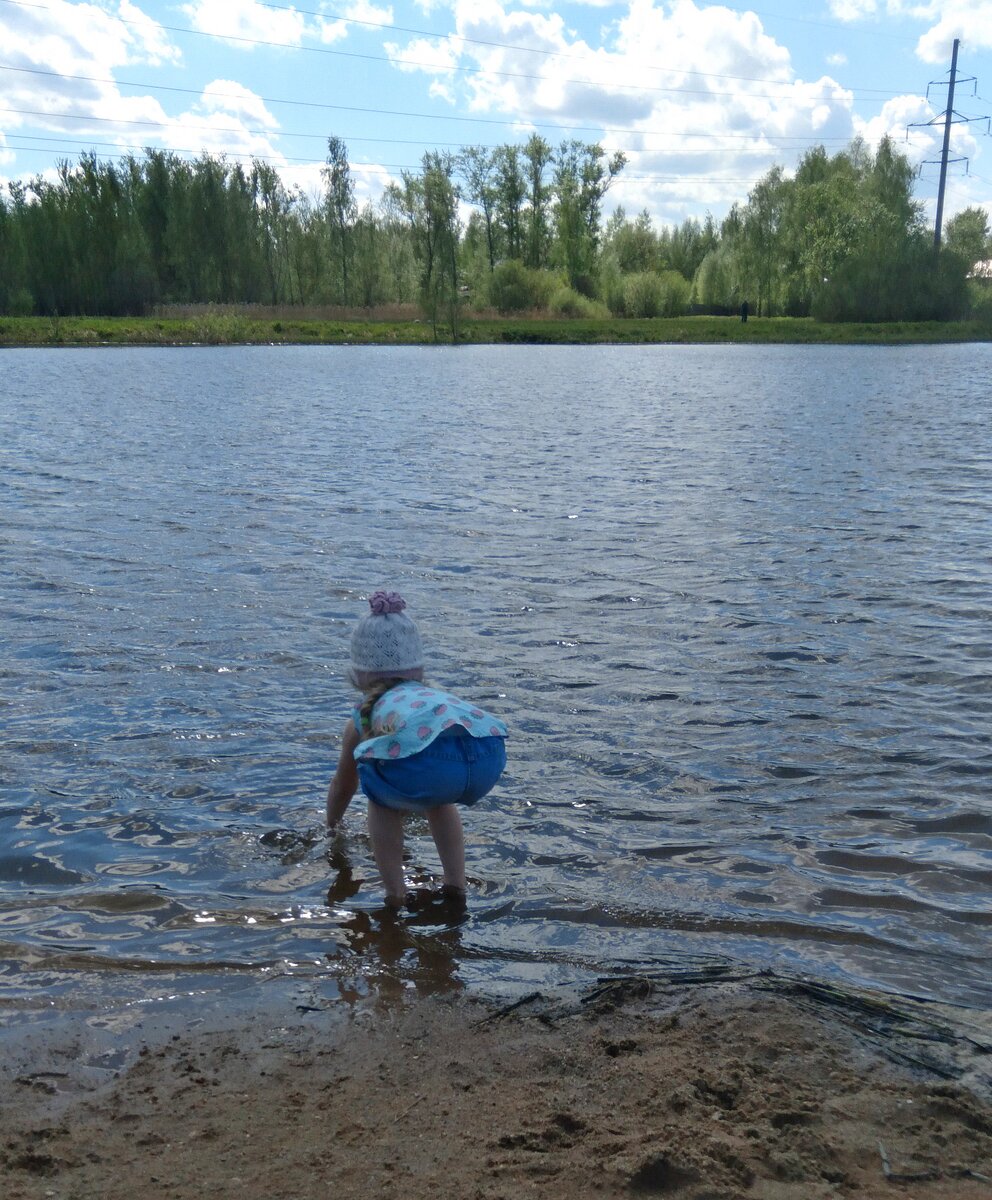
[355,676,426,736]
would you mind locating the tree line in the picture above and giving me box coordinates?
[0,133,988,327]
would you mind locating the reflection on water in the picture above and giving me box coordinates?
[326,841,467,1001]
[1,343,991,1012]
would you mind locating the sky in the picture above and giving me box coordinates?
[1,0,991,231]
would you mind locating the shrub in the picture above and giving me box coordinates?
[812,240,969,323]
[486,261,558,313]
[657,270,692,317]
[548,287,610,319]
[606,270,692,318]
[692,246,739,312]
[623,272,664,317]
[7,288,34,317]
[968,282,992,325]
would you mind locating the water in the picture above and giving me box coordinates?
[1,343,990,1015]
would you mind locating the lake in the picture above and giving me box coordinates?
[1,343,990,1016]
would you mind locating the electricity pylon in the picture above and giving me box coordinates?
[908,39,989,251]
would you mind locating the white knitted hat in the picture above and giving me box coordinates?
[349,590,424,686]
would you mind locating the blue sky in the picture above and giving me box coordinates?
[1,0,990,230]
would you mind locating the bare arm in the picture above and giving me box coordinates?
[326,719,361,830]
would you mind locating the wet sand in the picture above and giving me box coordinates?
[2,975,991,1199]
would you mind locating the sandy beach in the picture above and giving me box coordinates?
[2,973,990,1200]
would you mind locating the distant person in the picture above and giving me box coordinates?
[326,590,507,909]
[740,299,749,323]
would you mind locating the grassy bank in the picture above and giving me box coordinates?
[1,311,990,347]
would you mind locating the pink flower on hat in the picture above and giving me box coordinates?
[369,590,406,615]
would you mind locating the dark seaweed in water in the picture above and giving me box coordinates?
[1,343,990,1012]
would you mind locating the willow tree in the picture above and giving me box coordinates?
[398,152,461,340]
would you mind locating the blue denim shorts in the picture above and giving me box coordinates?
[358,728,507,813]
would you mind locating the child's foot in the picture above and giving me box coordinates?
[383,890,416,912]
[439,883,467,904]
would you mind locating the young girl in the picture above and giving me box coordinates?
[326,590,507,909]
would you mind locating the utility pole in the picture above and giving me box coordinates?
[932,39,959,252]
[909,41,988,253]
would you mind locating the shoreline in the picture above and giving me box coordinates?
[3,973,990,1199]
[2,313,991,348]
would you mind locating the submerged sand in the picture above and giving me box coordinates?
[2,974,991,1199]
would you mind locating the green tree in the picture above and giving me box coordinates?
[693,243,740,312]
[522,134,553,269]
[322,136,356,304]
[459,146,499,272]
[494,145,526,262]
[944,206,991,271]
[604,207,658,274]
[552,141,626,293]
[400,152,461,339]
[739,167,786,315]
[252,162,294,304]
[662,215,718,281]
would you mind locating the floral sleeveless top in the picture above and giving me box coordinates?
[352,681,508,762]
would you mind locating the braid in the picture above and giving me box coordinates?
[357,678,405,735]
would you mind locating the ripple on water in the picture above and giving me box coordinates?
[1,344,991,1008]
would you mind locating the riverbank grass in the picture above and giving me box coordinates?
[1,312,990,347]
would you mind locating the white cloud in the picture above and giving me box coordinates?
[346,0,396,24]
[195,80,281,131]
[318,0,394,44]
[318,18,350,43]
[2,0,180,78]
[826,0,877,19]
[0,0,180,142]
[117,0,180,65]
[856,91,979,168]
[826,52,848,66]
[0,3,282,169]
[518,0,617,6]
[914,3,992,63]
[428,77,457,103]
[856,92,936,160]
[180,0,307,47]
[822,0,992,64]
[166,86,284,160]
[856,90,991,224]
[277,158,398,206]
[384,33,462,74]
[382,0,863,220]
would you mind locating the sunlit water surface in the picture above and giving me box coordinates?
[1,344,990,1014]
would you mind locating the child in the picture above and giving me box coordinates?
[326,590,507,909]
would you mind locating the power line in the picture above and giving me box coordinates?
[0,65,878,142]
[255,0,909,93]
[0,102,876,152]
[1,141,778,185]
[718,2,921,42]
[0,0,911,102]
[907,39,990,249]
[5,125,874,157]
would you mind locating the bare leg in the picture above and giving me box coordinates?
[426,805,466,892]
[366,802,406,902]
